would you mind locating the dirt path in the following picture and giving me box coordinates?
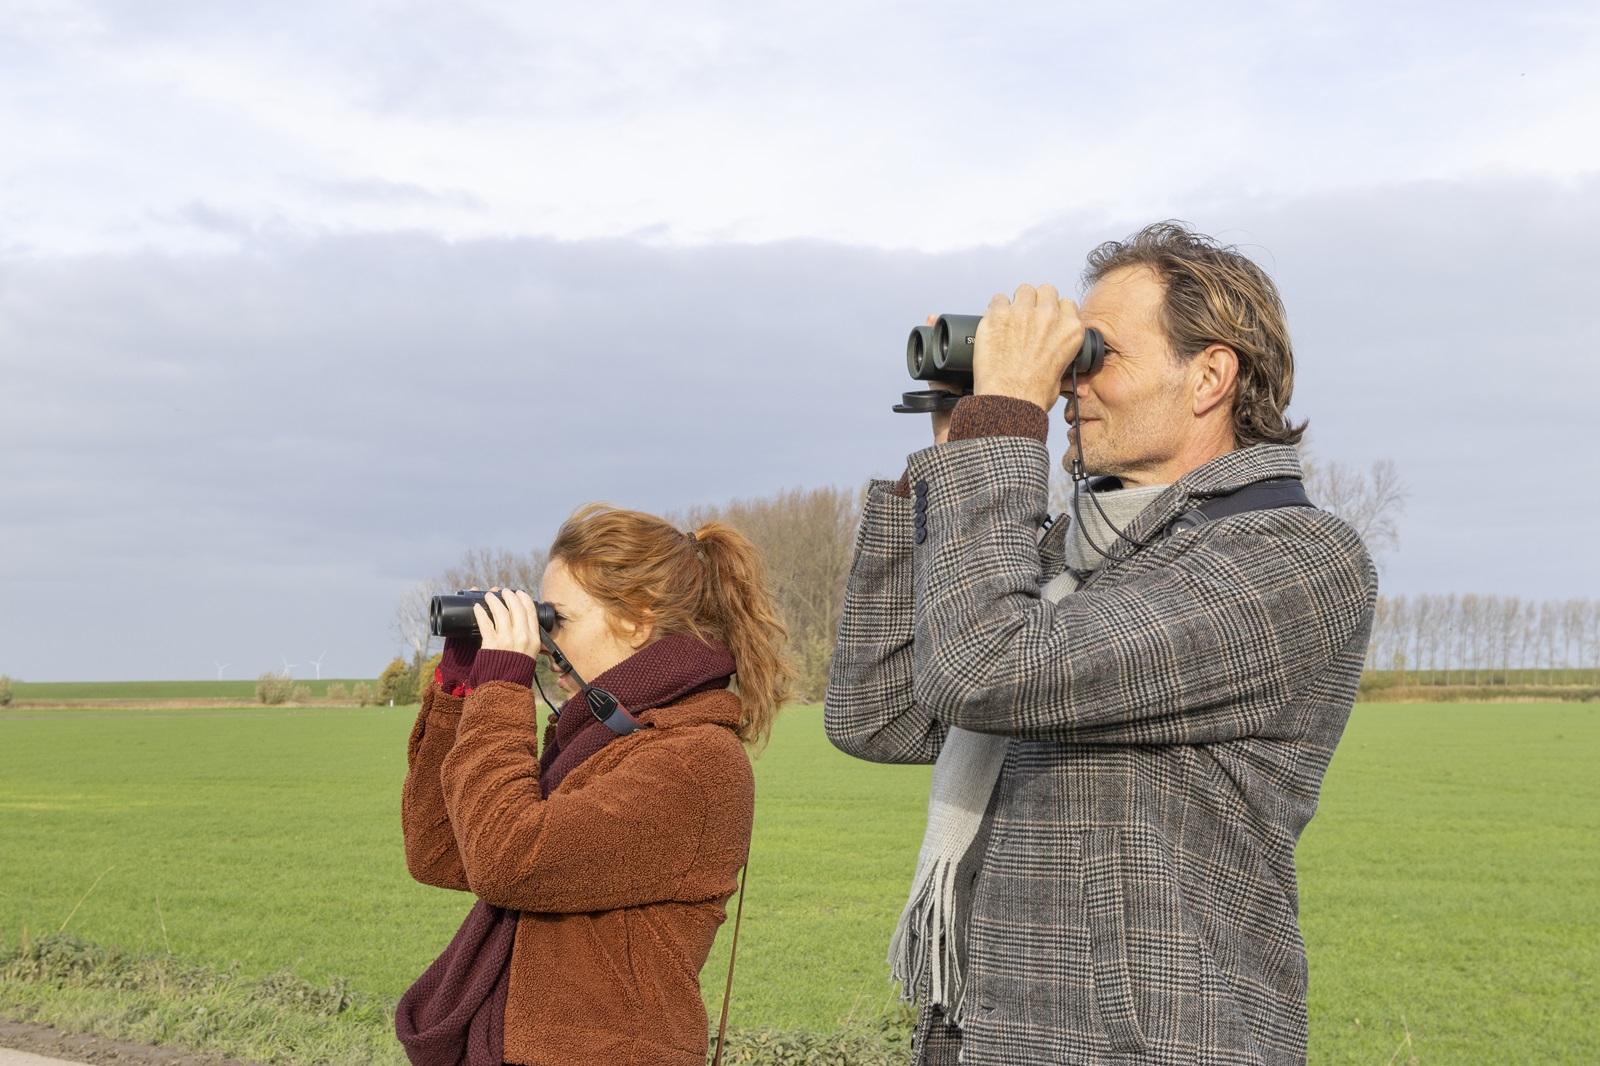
[0,1020,258,1066]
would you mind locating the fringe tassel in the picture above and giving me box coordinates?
[888,852,969,1017]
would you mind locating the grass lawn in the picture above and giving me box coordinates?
[7,680,370,702]
[1,702,1595,1063]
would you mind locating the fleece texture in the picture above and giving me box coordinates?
[402,680,754,1065]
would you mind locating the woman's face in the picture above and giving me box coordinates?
[538,558,650,697]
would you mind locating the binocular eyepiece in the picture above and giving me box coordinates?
[897,313,1105,414]
[429,590,557,639]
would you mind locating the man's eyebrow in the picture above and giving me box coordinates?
[1086,321,1121,350]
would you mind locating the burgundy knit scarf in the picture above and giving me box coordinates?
[395,634,736,1066]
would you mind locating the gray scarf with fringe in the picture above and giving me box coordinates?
[887,479,1169,1023]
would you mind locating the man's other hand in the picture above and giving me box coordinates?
[973,284,1085,411]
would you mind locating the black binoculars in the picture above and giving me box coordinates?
[429,590,558,639]
[896,313,1105,414]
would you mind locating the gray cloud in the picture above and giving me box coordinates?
[2,173,1596,680]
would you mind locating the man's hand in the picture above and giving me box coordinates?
[473,588,543,660]
[973,284,1085,411]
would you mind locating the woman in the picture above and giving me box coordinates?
[397,504,793,1066]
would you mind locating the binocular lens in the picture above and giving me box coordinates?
[429,590,557,639]
[906,325,936,379]
[933,315,982,373]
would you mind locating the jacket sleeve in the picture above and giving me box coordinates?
[905,435,1377,745]
[401,684,471,891]
[438,681,713,913]
[824,479,949,764]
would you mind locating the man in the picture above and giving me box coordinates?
[826,222,1377,1065]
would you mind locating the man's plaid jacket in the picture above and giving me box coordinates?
[826,436,1377,1065]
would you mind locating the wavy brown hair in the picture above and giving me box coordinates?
[1084,221,1306,448]
[548,503,796,748]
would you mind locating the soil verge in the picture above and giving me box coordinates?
[0,1018,258,1066]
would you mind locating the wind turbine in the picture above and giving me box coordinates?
[280,656,297,678]
[213,661,230,681]
[308,651,327,681]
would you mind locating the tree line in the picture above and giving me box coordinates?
[398,457,1406,702]
[1366,593,1600,684]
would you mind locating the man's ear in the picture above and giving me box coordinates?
[1192,343,1239,419]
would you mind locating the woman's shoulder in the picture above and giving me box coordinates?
[639,690,751,778]
[644,687,744,738]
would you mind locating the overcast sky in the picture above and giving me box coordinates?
[3,0,1598,681]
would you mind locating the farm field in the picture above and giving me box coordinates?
[7,680,370,703]
[1,701,1596,1063]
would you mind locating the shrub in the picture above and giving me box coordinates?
[350,681,376,707]
[0,674,12,707]
[290,684,313,704]
[325,682,349,702]
[255,672,293,705]
[378,657,419,706]
[416,652,443,704]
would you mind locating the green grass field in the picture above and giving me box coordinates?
[1,702,1596,1063]
[7,680,371,701]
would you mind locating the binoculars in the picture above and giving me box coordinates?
[896,313,1105,414]
[429,590,558,639]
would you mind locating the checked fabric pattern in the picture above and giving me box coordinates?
[826,440,1378,1066]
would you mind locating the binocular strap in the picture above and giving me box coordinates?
[711,860,748,1066]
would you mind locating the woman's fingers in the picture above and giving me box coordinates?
[506,590,535,637]
[481,590,513,637]
[471,603,494,642]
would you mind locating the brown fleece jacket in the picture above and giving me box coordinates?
[402,680,754,1066]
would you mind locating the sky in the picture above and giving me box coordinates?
[2,0,1598,681]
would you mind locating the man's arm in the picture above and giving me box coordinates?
[905,435,1376,745]
[824,479,948,764]
[825,395,1053,763]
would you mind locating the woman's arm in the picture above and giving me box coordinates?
[399,639,480,891]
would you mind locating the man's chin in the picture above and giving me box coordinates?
[1060,449,1105,476]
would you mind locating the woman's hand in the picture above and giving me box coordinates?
[473,588,544,659]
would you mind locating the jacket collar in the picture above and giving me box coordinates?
[1042,445,1303,578]
[644,687,744,732]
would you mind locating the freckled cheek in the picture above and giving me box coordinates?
[563,632,593,676]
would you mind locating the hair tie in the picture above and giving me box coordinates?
[686,530,698,544]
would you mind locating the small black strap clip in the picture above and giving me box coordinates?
[584,686,651,735]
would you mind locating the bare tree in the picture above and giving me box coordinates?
[1586,600,1600,672]
[1563,599,1586,682]
[679,485,862,701]
[393,579,440,664]
[393,546,551,663]
[1300,455,1407,566]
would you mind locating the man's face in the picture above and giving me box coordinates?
[1065,265,1193,483]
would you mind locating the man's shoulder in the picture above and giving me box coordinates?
[1172,446,1375,582]
[1164,504,1379,638]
